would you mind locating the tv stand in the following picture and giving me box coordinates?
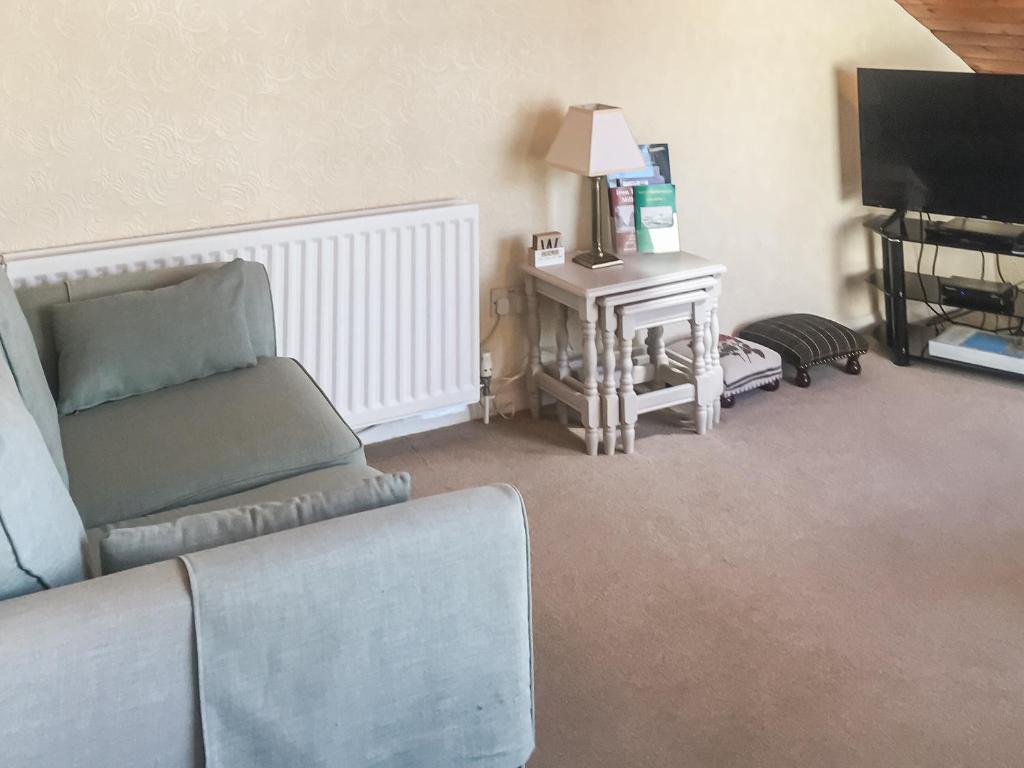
[865,213,1024,376]
[1013,232,1024,257]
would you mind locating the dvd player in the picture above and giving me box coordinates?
[938,276,1016,313]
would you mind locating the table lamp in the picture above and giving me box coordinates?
[545,104,645,269]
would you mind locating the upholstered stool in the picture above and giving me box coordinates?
[669,335,783,409]
[739,314,867,388]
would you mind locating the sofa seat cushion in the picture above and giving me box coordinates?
[84,464,385,574]
[63,357,365,529]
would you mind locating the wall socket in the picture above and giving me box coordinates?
[490,286,525,317]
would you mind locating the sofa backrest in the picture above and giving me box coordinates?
[1,266,69,486]
[16,262,277,396]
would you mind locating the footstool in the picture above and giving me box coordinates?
[669,335,783,409]
[717,335,783,407]
[739,314,868,388]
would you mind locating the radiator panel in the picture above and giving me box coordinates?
[6,201,481,430]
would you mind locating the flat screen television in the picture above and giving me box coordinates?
[858,68,1024,225]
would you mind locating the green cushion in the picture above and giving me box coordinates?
[0,268,68,486]
[99,472,412,574]
[84,464,386,574]
[51,260,258,415]
[0,359,87,600]
[62,357,365,529]
[16,261,277,397]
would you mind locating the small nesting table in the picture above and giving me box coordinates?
[522,252,726,456]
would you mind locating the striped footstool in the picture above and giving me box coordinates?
[739,314,868,388]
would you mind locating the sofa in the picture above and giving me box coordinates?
[0,260,533,768]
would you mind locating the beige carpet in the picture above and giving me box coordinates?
[368,356,1024,767]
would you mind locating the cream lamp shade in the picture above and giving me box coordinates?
[545,104,645,178]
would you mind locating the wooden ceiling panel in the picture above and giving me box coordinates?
[896,0,1024,73]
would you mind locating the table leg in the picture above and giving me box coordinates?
[709,297,721,429]
[690,302,710,436]
[600,307,618,456]
[555,304,570,426]
[524,276,542,419]
[618,320,637,455]
[646,326,667,376]
[582,319,600,456]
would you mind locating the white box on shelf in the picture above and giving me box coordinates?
[928,325,1024,375]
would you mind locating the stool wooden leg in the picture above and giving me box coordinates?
[618,324,637,455]
[845,354,862,375]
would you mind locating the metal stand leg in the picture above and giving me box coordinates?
[882,236,910,366]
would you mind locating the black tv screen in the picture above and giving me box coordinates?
[858,68,1024,224]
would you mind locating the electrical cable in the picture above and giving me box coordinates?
[916,212,966,330]
[481,315,502,348]
[916,213,1020,334]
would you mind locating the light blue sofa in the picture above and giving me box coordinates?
[0,262,533,768]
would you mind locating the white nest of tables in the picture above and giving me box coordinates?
[522,252,726,456]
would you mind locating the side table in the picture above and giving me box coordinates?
[521,252,727,456]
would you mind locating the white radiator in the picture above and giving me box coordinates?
[6,200,481,430]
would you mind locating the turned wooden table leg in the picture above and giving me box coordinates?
[709,298,721,426]
[600,307,618,456]
[646,325,668,371]
[581,319,600,457]
[690,302,710,435]
[555,304,570,425]
[524,276,542,418]
[618,320,637,455]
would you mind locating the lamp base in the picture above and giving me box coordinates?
[572,251,624,270]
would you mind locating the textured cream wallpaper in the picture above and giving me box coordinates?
[1,0,968,382]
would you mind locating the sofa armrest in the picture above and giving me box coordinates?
[0,485,533,768]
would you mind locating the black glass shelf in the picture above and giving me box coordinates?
[865,214,1024,256]
[867,269,1024,321]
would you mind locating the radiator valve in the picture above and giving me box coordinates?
[480,351,494,425]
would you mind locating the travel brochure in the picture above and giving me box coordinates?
[607,143,679,255]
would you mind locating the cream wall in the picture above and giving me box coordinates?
[1,0,968,391]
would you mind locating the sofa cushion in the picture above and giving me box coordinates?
[99,472,412,574]
[62,357,365,529]
[0,267,68,486]
[51,260,258,415]
[0,358,87,600]
[84,463,385,574]
[16,261,277,399]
